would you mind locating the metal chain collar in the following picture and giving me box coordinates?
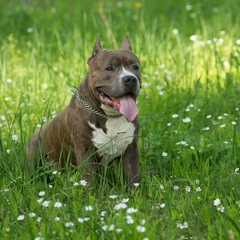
[71,87,122,119]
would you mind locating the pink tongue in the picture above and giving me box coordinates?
[119,95,138,122]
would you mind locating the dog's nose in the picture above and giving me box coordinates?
[122,75,138,87]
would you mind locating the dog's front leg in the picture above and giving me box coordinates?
[122,140,141,185]
[73,139,97,187]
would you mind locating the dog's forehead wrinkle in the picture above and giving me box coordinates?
[98,50,138,64]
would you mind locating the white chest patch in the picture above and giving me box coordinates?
[88,117,135,163]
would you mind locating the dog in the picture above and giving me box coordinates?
[26,36,141,186]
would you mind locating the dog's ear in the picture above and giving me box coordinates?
[88,36,102,63]
[121,36,132,51]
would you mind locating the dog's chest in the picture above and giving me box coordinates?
[88,117,135,163]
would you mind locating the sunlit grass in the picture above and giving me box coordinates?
[0,0,240,239]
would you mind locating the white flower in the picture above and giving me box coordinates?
[173,185,179,191]
[42,201,50,207]
[126,215,134,224]
[121,198,129,203]
[102,225,108,231]
[182,117,191,123]
[185,186,191,192]
[37,217,41,222]
[177,221,188,229]
[54,201,63,208]
[160,203,166,208]
[78,218,84,223]
[101,211,107,216]
[78,217,89,223]
[73,182,79,186]
[17,215,25,221]
[172,114,179,118]
[217,206,225,212]
[109,195,118,199]
[80,180,88,186]
[127,207,138,214]
[213,199,221,206]
[29,213,36,217]
[190,35,197,41]
[206,115,212,119]
[172,29,179,35]
[37,198,44,204]
[108,224,115,231]
[27,27,33,33]
[141,219,146,225]
[114,203,127,210]
[1,115,6,121]
[85,206,93,211]
[235,168,239,172]
[182,222,189,229]
[231,121,237,125]
[42,117,47,123]
[202,127,210,131]
[65,222,74,227]
[39,191,45,197]
[196,187,202,192]
[186,4,192,10]
[160,184,164,190]
[116,228,122,233]
[55,217,60,221]
[176,141,188,146]
[12,135,18,141]
[162,152,168,157]
[137,226,146,232]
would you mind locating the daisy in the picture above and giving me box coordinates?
[127,207,138,214]
[17,215,24,221]
[85,206,93,211]
[213,199,221,206]
[137,226,146,232]
[54,201,63,208]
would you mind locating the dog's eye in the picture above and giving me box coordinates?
[133,65,139,70]
[105,66,114,71]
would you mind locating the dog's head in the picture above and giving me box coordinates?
[87,36,141,122]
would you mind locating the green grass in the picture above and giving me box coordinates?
[1,0,240,239]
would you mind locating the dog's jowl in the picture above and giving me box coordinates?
[26,36,141,186]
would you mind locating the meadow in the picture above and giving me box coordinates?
[0,0,240,239]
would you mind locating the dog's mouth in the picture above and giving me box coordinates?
[98,91,138,122]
